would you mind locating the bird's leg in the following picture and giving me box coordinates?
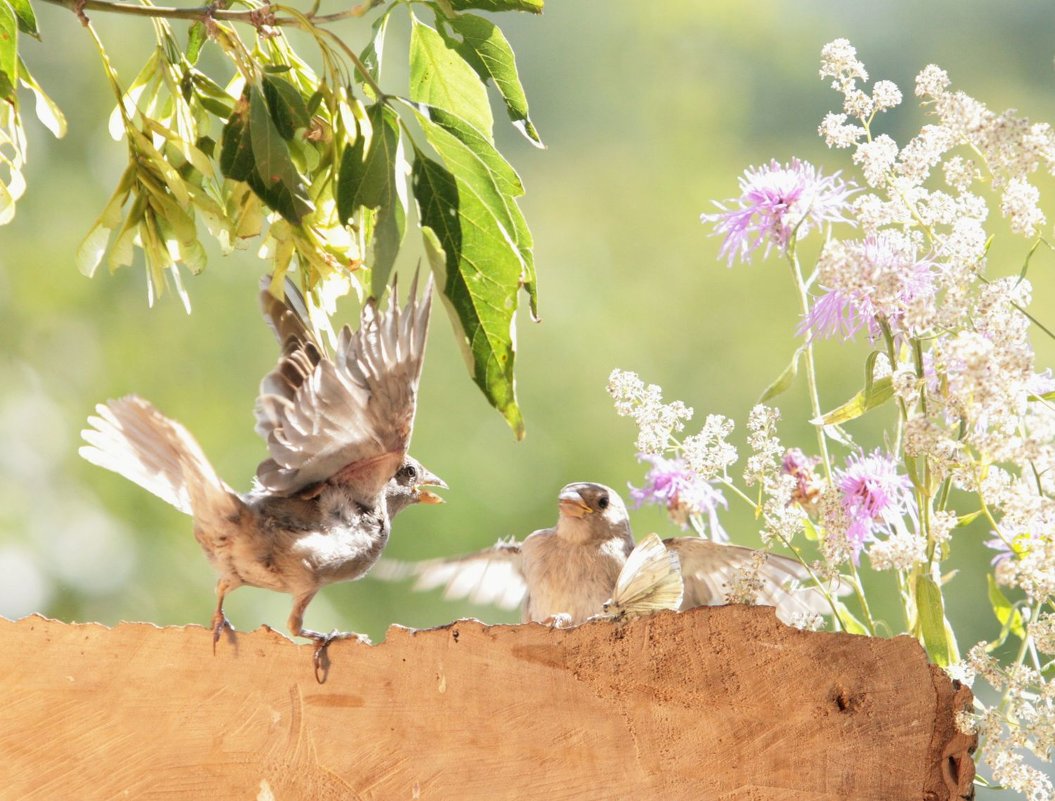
[211,578,237,654]
[287,591,370,682]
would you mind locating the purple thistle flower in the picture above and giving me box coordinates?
[799,233,937,343]
[799,288,876,341]
[985,536,1014,566]
[985,533,1035,565]
[701,158,855,267]
[630,453,728,541]
[836,449,915,558]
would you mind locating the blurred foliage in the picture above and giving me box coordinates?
[2,2,1055,755]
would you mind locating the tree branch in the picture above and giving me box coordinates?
[39,0,384,27]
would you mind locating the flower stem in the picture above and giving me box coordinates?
[718,478,762,514]
[847,560,878,635]
[787,251,833,483]
[772,532,846,632]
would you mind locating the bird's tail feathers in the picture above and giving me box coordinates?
[80,396,237,522]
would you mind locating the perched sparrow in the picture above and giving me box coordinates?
[374,482,836,626]
[80,275,444,664]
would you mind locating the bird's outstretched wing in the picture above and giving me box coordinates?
[601,533,684,621]
[254,274,433,498]
[663,538,842,624]
[371,539,527,610]
[258,274,325,361]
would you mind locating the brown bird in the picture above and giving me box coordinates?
[80,274,444,663]
[374,482,836,627]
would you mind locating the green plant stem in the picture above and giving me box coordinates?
[718,478,762,513]
[846,560,878,635]
[786,251,833,483]
[41,0,383,27]
[771,532,846,632]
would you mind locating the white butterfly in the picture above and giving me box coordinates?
[600,533,684,621]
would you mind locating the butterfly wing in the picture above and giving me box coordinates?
[603,533,684,619]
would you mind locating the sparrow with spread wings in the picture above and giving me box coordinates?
[374,482,839,627]
[80,274,444,662]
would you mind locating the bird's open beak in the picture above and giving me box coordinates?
[416,467,448,505]
[558,488,592,518]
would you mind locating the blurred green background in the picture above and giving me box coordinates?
[2,0,1055,691]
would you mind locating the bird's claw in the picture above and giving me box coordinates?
[211,611,235,655]
[307,629,371,683]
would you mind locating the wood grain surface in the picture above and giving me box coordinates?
[0,607,976,800]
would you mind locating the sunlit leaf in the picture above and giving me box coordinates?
[986,574,1026,640]
[221,86,313,224]
[337,102,407,293]
[814,376,894,426]
[108,50,161,141]
[0,176,15,225]
[916,574,956,666]
[220,94,254,180]
[0,0,17,102]
[358,9,390,91]
[402,99,536,317]
[262,73,310,140]
[833,600,868,635]
[409,14,493,142]
[759,347,802,403]
[8,0,35,38]
[186,21,206,64]
[447,0,543,12]
[76,166,135,276]
[441,13,542,147]
[17,58,65,137]
[413,149,524,437]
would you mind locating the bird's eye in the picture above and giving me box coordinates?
[598,495,610,510]
[397,464,418,481]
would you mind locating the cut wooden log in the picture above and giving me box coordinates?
[0,607,975,800]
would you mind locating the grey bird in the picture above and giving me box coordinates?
[80,274,444,662]
[374,482,836,627]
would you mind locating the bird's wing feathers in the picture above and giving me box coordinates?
[254,274,433,497]
[664,538,838,624]
[604,533,684,619]
[258,274,322,356]
[372,539,527,610]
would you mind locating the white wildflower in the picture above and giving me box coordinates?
[943,156,978,192]
[819,112,864,149]
[871,80,902,112]
[607,369,693,455]
[915,64,951,98]
[1001,178,1045,237]
[853,134,899,187]
[744,405,783,486]
[820,38,868,86]
[1032,614,1055,655]
[682,414,737,480]
[868,528,927,571]
[722,548,770,605]
[989,746,1054,801]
